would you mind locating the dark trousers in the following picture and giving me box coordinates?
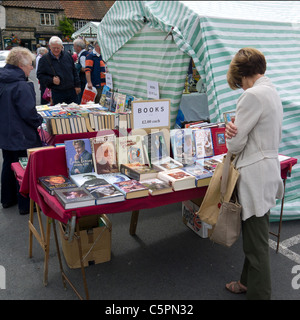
[240,212,271,300]
[51,88,79,105]
[1,149,30,211]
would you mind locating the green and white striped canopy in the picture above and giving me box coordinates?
[98,1,300,221]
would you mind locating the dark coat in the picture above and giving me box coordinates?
[37,50,80,92]
[0,64,43,151]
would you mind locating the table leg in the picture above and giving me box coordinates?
[130,210,139,235]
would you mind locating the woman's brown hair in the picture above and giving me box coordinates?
[227,47,266,90]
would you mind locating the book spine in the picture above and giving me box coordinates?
[120,165,140,181]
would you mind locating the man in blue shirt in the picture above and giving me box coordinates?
[85,41,106,103]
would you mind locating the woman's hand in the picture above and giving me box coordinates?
[225,120,238,140]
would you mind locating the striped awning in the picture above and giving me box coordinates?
[98,1,300,221]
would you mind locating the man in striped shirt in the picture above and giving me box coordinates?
[85,41,106,103]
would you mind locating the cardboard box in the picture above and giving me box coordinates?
[59,214,112,269]
[182,199,212,238]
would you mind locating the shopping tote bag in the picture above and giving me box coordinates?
[81,84,97,104]
[196,152,240,226]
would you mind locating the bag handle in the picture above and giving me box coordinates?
[220,151,233,198]
[45,54,57,76]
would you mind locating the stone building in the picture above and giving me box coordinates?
[0,0,114,51]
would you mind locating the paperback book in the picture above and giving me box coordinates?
[65,138,94,176]
[157,168,196,191]
[85,183,125,205]
[113,179,149,199]
[144,131,169,163]
[38,175,77,195]
[140,178,173,196]
[120,163,159,181]
[195,154,225,173]
[193,128,214,159]
[54,187,96,209]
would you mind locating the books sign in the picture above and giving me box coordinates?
[132,99,170,129]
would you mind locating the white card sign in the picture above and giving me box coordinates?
[105,73,113,89]
[147,80,159,100]
[132,99,170,129]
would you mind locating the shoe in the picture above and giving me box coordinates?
[19,209,29,215]
[225,281,247,294]
[2,201,17,209]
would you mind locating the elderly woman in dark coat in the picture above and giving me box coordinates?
[0,47,43,214]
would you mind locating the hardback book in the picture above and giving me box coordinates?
[70,172,109,188]
[97,172,131,184]
[38,175,77,195]
[85,183,125,205]
[117,135,149,169]
[157,168,196,191]
[113,179,149,199]
[120,163,159,181]
[90,134,119,175]
[210,126,227,155]
[140,178,173,196]
[181,163,213,187]
[151,156,183,171]
[54,187,96,209]
[65,138,94,176]
[144,131,169,164]
[193,128,214,159]
[195,154,225,173]
[18,157,28,170]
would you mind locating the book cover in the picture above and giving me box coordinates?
[115,93,126,113]
[97,172,131,184]
[65,138,94,176]
[120,163,159,181]
[210,126,227,155]
[170,129,184,164]
[38,175,77,195]
[113,179,149,199]
[195,154,225,173]
[99,85,111,106]
[157,168,196,191]
[18,157,28,170]
[193,128,214,159]
[223,111,236,124]
[85,183,125,205]
[151,156,183,171]
[125,94,135,111]
[117,135,149,169]
[144,131,169,163]
[140,178,173,196]
[70,172,109,188]
[91,135,119,174]
[181,164,213,187]
[54,187,95,209]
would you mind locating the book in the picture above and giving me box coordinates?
[210,126,227,155]
[117,135,149,169]
[99,85,111,106]
[70,172,109,187]
[54,187,96,209]
[27,145,55,158]
[90,135,119,174]
[120,163,159,181]
[115,93,126,113]
[170,128,195,165]
[223,111,236,124]
[140,178,173,196]
[38,175,77,195]
[97,172,131,184]
[181,163,213,187]
[195,154,225,172]
[65,138,94,176]
[144,131,169,163]
[157,168,196,191]
[85,183,125,205]
[18,157,28,169]
[151,156,183,171]
[170,129,184,163]
[193,128,214,159]
[113,179,149,199]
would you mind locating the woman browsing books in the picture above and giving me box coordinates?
[224,48,284,300]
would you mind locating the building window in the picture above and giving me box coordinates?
[40,13,55,26]
[74,20,88,31]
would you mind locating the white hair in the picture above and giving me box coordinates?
[49,36,63,46]
[73,38,86,49]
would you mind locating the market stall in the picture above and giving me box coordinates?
[97,1,300,221]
